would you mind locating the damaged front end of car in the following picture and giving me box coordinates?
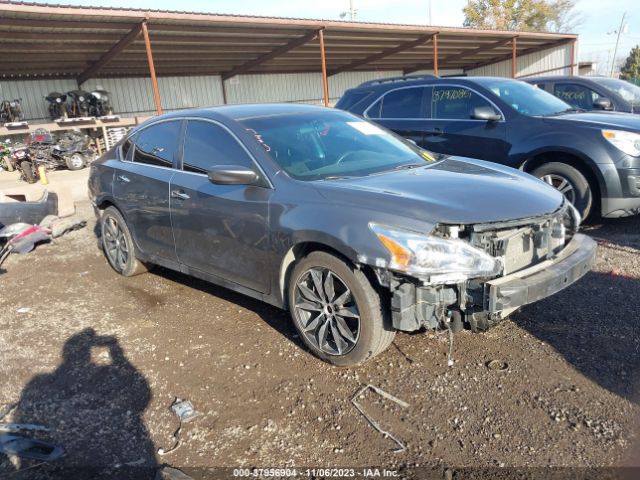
[362,201,597,333]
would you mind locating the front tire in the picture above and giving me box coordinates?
[65,153,86,170]
[100,206,148,277]
[532,162,593,219]
[288,251,395,366]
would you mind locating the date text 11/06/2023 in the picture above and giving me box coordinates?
[232,468,400,477]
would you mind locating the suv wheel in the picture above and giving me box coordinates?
[532,162,593,219]
[288,251,395,366]
[100,206,148,277]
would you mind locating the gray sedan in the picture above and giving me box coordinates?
[89,104,596,366]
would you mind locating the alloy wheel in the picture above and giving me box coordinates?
[103,215,130,271]
[68,153,85,169]
[293,267,361,356]
[540,174,576,204]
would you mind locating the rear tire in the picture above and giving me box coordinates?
[532,162,593,219]
[288,251,395,366]
[100,206,148,277]
[21,161,36,184]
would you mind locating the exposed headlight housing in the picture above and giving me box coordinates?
[370,223,502,282]
[602,129,640,157]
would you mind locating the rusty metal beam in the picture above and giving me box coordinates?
[319,29,329,107]
[141,21,162,115]
[511,37,517,78]
[464,38,572,71]
[405,37,514,74]
[433,33,439,76]
[77,22,143,85]
[328,33,434,76]
[222,29,322,80]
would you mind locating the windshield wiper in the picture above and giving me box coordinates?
[391,163,425,170]
[322,175,354,181]
[544,107,585,116]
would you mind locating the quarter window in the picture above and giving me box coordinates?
[371,87,426,119]
[182,120,254,174]
[431,86,494,120]
[133,121,180,167]
[553,83,603,110]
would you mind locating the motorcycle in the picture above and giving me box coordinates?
[88,89,112,117]
[0,141,14,171]
[0,99,23,123]
[45,92,67,120]
[66,90,90,118]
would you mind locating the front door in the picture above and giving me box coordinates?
[113,120,181,265]
[423,85,510,162]
[170,120,271,294]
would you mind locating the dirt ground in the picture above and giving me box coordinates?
[1,200,639,479]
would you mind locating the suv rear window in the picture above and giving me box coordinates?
[367,87,426,119]
[335,90,374,110]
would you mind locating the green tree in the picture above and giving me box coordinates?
[620,46,640,80]
[463,0,581,32]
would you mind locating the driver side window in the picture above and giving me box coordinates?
[431,86,494,120]
[553,83,603,110]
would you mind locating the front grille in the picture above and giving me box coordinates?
[469,208,568,275]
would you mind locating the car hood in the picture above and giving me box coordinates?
[313,157,564,225]
[543,111,640,131]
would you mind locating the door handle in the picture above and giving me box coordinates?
[425,128,443,136]
[171,190,190,200]
[117,174,130,183]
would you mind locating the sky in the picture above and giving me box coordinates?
[42,0,640,73]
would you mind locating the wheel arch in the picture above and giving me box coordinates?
[521,148,607,202]
[278,240,380,311]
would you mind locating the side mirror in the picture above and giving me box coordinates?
[593,97,613,111]
[471,106,502,122]
[207,165,259,185]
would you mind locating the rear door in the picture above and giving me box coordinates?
[113,120,181,265]
[365,86,430,147]
[423,84,509,162]
[170,119,271,294]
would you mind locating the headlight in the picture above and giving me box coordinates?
[370,224,501,281]
[56,98,61,103]
[79,96,85,101]
[602,129,640,157]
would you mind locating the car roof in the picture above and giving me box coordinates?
[349,75,510,91]
[150,103,335,123]
[524,76,605,83]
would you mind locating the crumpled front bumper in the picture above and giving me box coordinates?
[485,233,597,313]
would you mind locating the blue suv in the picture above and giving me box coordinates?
[337,75,640,219]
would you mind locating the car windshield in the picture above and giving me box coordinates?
[475,78,573,116]
[590,77,640,106]
[238,110,436,181]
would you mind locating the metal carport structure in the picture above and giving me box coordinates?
[0,2,577,114]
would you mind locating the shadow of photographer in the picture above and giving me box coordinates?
[1,328,157,479]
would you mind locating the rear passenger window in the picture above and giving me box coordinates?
[133,121,180,167]
[374,87,425,119]
[182,120,254,174]
[431,86,494,120]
